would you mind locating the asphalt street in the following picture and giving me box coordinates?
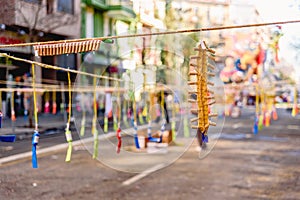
[0,107,299,199]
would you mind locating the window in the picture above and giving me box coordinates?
[57,0,74,14]
[47,0,54,14]
[55,54,76,69]
[23,0,42,4]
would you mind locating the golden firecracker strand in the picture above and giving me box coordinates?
[189,42,216,134]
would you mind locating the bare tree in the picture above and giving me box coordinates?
[15,0,79,43]
[0,0,79,128]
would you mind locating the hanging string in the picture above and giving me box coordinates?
[103,72,109,133]
[123,99,129,128]
[52,91,57,114]
[258,87,265,130]
[253,84,259,134]
[116,80,122,154]
[44,91,50,113]
[31,63,39,168]
[92,77,99,159]
[272,99,278,121]
[0,53,122,82]
[265,95,272,127]
[0,91,2,111]
[147,79,160,143]
[171,96,176,141]
[292,86,298,117]
[10,91,16,121]
[80,109,86,136]
[0,91,2,128]
[80,91,86,137]
[65,71,73,162]
[1,20,300,48]
[160,88,165,141]
[132,82,140,149]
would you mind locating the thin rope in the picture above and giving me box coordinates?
[117,81,121,124]
[93,76,97,132]
[67,71,72,125]
[0,53,122,82]
[0,87,126,93]
[31,63,38,130]
[0,20,299,48]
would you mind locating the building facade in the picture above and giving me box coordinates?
[0,0,81,117]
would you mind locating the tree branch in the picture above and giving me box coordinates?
[38,12,79,33]
[32,2,43,31]
[16,3,32,29]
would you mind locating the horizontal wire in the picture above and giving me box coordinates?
[0,53,122,82]
[0,20,299,48]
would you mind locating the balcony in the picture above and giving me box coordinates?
[107,0,135,21]
[84,0,135,20]
[84,0,107,10]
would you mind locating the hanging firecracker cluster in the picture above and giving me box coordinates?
[188,41,217,147]
[34,40,102,56]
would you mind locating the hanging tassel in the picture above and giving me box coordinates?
[65,70,73,162]
[116,125,122,154]
[148,121,160,143]
[65,126,72,162]
[202,132,208,143]
[263,112,267,126]
[272,106,278,120]
[292,104,298,117]
[80,111,86,136]
[265,112,270,127]
[0,111,2,128]
[104,116,108,133]
[133,121,140,149]
[60,103,64,114]
[142,105,148,120]
[52,91,57,114]
[292,86,298,117]
[159,122,165,142]
[44,92,50,113]
[171,120,176,141]
[113,115,118,131]
[183,114,190,137]
[11,92,16,121]
[92,124,98,159]
[92,76,99,159]
[253,115,258,134]
[122,101,129,128]
[44,101,50,113]
[0,91,2,112]
[32,130,39,168]
[171,101,176,141]
[52,102,57,115]
[24,109,28,123]
[130,115,134,127]
[258,114,264,130]
[138,110,144,124]
[11,110,16,121]
[123,112,129,128]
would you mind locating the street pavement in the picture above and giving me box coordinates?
[0,107,299,199]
